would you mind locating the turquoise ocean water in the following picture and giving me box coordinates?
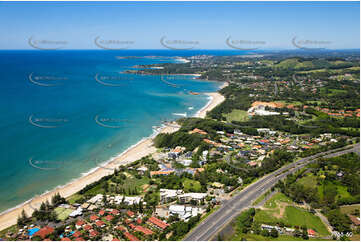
[0,50,240,213]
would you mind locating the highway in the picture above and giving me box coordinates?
[184,143,360,241]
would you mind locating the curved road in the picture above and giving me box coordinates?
[184,143,360,241]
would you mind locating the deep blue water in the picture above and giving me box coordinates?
[0,50,240,213]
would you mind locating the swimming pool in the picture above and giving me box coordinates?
[28,228,40,236]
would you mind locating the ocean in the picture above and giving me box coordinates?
[0,49,242,213]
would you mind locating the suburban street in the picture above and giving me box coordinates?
[184,143,360,241]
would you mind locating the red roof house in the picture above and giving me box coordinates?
[134,226,153,235]
[123,232,139,241]
[89,230,99,237]
[127,210,135,217]
[34,226,54,239]
[148,217,169,230]
[83,224,92,231]
[75,220,85,227]
[116,226,126,232]
[105,215,114,221]
[72,231,82,238]
[95,220,106,227]
[90,214,99,221]
[307,229,317,237]
[98,210,106,216]
[111,209,120,215]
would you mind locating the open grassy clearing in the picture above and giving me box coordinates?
[67,193,83,204]
[264,192,292,209]
[339,204,360,215]
[230,232,327,241]
[54,207,73,221]
[183,178,202,192]
[118,176,150,194]
[277,100,303,106]
[254,192,330,237]
[223,109,249,122]
[297,173,318,188]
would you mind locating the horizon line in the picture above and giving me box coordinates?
[0,48,360,51]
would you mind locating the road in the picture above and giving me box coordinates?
[184,143,360,241]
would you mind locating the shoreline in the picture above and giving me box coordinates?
[0,82,228,231]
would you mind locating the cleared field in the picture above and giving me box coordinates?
[264,192,292,209]
[320,88,348,97]
[67,194,83,204]
[320,181,353,202]
[277,100,303,106]
[183,178,202,192]
[223,109,249,122]
[283,206,329,236]
[340,204,360,215]
[297,174,318,188]
[54,207,73,221]
[254,192,330,237]
[118,176,150,194]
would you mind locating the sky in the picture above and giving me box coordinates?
[0,1,359,50]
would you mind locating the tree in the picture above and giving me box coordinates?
[17,209,28,226]
[301,227,309,240]
[326,209,352,233]
[270,228,279,238]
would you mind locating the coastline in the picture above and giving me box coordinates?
[195,82,228,118]
[0,81,228,231]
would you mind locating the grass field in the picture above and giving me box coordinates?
[319,181,353,202]
[320,88,348,97]
[264,192,292,209]
[230,232,327,241]
[223,109,249,123]
[340,204,360,215]
[284,207,329,236]
[296,172,354,204]
[277,100,303,106]
[81,174,150,196]
[54,207,73,221]
[274,59,314,70]
[296,174,318,188]
[119,176,150,194]
[183,178,202,192]
[67,194,83,204]
[254,192,330,237]
[336,185,354,201]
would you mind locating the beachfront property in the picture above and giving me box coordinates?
[1,54,355,241]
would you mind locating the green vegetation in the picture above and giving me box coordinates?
[284,207,329,236]
[232,208,256,234]
[252,193,330,236]
[339,204,360,215]
[5,53,360,241]
[183,178,202,192]
[263,192,292,209]
[253,191,270,206]
[275,152,360,236]
[54,207,73,221]
[223,109,250,122]
[231,233,325,241]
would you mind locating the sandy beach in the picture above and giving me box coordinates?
[0,82,228,231]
